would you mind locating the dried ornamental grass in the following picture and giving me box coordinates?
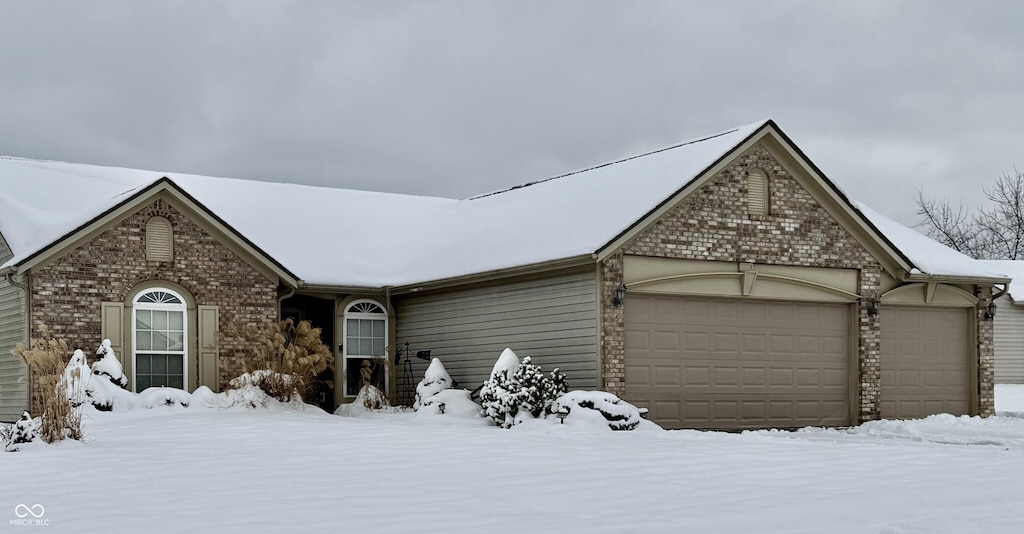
[224,318,334,403]
[11,326,82,443]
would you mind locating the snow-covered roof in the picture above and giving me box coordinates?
[0,121,767,287]
[0,120,1007,288]
[853,202,1009,280]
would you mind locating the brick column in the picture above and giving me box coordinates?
[858,266,882,423]
[976,285,995,417]
[600,253,626,397]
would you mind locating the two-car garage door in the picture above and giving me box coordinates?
[624,295,851,430]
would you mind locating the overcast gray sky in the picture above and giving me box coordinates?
[1,1,1021,226]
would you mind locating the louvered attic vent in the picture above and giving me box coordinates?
[747,169,768,216]
[146,217,173,262]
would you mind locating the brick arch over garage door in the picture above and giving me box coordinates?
[624,294,852,430]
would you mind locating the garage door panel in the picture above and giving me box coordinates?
[625,295,851,429]
[625,364,649,384]
[654,331,682,351]
[742,368,766,387]
[743,334,767,353]
[625,329,650,351]
[654,366,681,386]
[880,306,970,419]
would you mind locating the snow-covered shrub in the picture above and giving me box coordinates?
[225,371,303,409]
[225,318,334,403]
[416,389,483,418]
[3,411,40,452]
[480,348,569,428]
[138,387,192,408]
[63,349,91,407]
[92,339,127,388]
[414,358,453,410]
[548,391,649,431]
[355,381,389,410]
[11,327,82,442]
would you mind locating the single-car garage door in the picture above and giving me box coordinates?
[880,307,971,419]
[625,295,851,430]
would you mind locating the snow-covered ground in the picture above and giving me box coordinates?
[3,387,1024,533]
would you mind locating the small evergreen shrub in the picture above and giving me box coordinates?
[414,358,453,410]
[92,339,128,388]
[548,391,647,431]
[480,349,568,428]
[3,411,40,452]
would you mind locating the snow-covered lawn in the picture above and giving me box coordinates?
[3,387,1024,533]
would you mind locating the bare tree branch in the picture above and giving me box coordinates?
[916,167,1024,260]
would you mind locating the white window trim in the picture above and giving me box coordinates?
[132,287,188,392]
[343,299,387,397]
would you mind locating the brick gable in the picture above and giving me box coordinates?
[603,143,887,421]
[29,198,278,407]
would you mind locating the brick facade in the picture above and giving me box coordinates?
[29,198,278,409]
[976,285,996,416]
[600,143,994,423]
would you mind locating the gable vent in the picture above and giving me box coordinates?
[146,217,173,262]
[747,170,768,216]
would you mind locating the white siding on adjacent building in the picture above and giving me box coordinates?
[0,231,12,264]
[395,270,598,393]
[0,276,28,422]
[994,294,1024,384]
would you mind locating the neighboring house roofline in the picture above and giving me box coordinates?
[594,120,918,280]
[9,176,300,288]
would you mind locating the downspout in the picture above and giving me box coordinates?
[277,285,296,319]
[4,271,28,293]
[992,282,1009,302]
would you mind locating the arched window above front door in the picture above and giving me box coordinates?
[133,288,187,391]
[343,300,387,397]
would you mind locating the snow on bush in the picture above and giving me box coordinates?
[548,391,654,431]
[3,411,40,452]
[416,389,483,418]
[86,377,138,412]
[92,339,127,388]
[224,371,305,410]
[414,358,453,410]
[480,348,568,428]
[85,339,132,411]
[138,387,192,408]
[63,349,91,407]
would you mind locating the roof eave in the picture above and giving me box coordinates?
[905,272,1011,285]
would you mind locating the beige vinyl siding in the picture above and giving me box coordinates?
[994,295,1024,384]
[0,277,28,422]
[395,270,598,391]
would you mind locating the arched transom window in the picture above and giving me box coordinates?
[343,300,387,397]
[132,288,187,391]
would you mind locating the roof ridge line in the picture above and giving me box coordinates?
[466,127,742,201]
